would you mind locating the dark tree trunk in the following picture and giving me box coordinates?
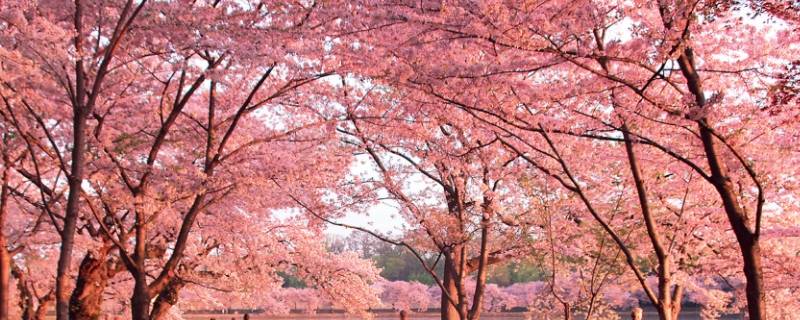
[563,302,573,320]
[674,45,766,320]
[0,150,11,320]
[149,277,184,320]
[0,228,11,320]
[56,107,89,320]
[33,293,53,320]
[741,237,765,320]
[0,223,9,320]
[60,0,146,315]
[69,249,118,320]
[698,123,766,320]
[12,268,34,320]
[131,272,151,320]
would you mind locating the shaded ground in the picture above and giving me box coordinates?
[181,306,744,320]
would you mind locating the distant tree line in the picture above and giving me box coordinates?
[280,233,548,287]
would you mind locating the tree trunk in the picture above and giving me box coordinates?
[655,273,673,320]
[60,0,146,315]
[131,272,151,320]
[56,107,89,320]
[656,305,672,320]
[12,267,34,320]
[0,149,10,320]
[69,250,116,320]
[440,255,460,320]
[468,216,490,320]
[34,293,54,320]
[0,231,9,320]
[741,238,765,320]
[675,45,766,320]
[671,285,684,320]
[697,123,766,320]
[149,277,184,320]
[622,125,683,320]
[453,248,469,320]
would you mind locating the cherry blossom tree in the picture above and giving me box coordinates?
[290,76,551,320]
[274,288,323,314]
[0,101,65,319]
[378,280,433,312]
[1,1,798,319]
[0,0,160,317]
[169,223,380,318]
[326,2,800,320]
[2,1,380,319]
